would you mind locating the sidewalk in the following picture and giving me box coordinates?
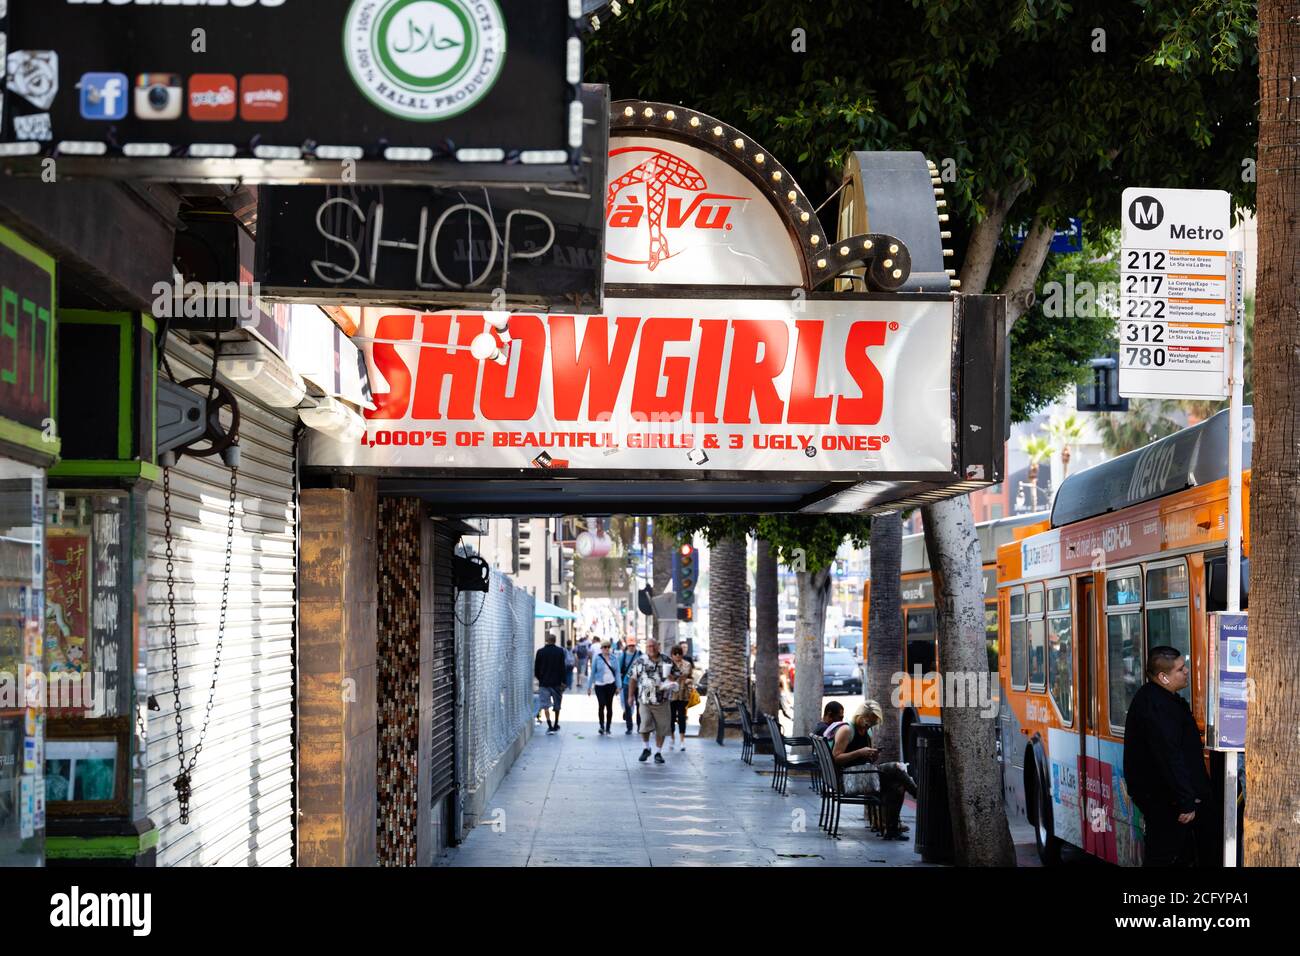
[437,690,931,867]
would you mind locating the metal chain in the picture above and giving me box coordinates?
[164,457,238,824]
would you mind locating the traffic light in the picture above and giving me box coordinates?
[677,606,694,622]
[674,539,697,608]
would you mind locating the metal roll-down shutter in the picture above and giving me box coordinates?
[146,336,297,866]
[430,525,457,804]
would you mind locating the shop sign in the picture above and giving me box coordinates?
[0,225,56,441]
[306,296,956,475]
[0,1,585,184]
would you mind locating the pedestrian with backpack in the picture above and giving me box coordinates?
[617,638,643,734]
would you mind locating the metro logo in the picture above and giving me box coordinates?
[605,146,749,269]
[366,313,889,427]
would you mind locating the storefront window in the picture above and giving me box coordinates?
[0,461,45,866]
[44,492,136,820]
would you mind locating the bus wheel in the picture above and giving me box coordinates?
[1026,761,1062,866]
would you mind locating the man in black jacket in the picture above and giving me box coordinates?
[535,632,568,734]
[1123,646,1211,866]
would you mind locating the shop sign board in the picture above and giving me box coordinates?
[0,225,56,452]
[0,0,586,185]
[305,296,957,476]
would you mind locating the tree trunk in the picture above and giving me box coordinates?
[792,568,832,736]
[1003,213,1056,328]
[960,179,1030,293]
[699,534,749,740]
[922,496,1017,866]
[1245,0,1300,867]
[754,538,780,717]
[867,511,904,762]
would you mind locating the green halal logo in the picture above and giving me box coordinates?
[345,0,507,122]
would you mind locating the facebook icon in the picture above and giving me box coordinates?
[80,73,129,120]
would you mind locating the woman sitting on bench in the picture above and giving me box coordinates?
[822,700,919,841]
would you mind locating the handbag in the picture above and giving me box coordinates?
[688,687,701,709]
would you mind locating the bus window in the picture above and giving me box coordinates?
[1106,566,1144,732]
[905,608,937,675]
[1009,585,1027,690]
[984,604,998,674]
[1028,583,1046,691]
[1146,560,1191,704]
[1106,570,1143,607]
[1047,580,1073,724]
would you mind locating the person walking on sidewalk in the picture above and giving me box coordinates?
[588,640,620,734]
[627,638,680,764]
[575,636,591,687]
[668,644,694,752]
[617,638,643,735]
[534,632,568,734]
[563,640,577,691]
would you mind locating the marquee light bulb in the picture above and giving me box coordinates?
[471,333,502,362]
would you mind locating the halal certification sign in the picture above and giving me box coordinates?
[345,0,507,122]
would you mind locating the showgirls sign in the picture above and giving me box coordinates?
[306,297,955,474]
[305,100,999,493]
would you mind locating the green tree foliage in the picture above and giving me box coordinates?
[588,0,1257,414]
[1011,233,1122,420]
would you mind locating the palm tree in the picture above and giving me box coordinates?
[703,533,750,739]
[1095,399,1184,456]
[1019,434,1054,511]
[866,511,904,762]
[753,539,780,717]
[1047,412,1086,478]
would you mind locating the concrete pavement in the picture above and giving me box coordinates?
[437,690,932,867]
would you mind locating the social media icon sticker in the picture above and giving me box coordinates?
[134,74,184,121]
[189,74,238,121]
[240,74,289,122]
[79,72,129,121]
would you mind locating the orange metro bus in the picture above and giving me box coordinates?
[863,511,1048,764]
[997,409,1248,866]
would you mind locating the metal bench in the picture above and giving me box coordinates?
[708,688,744,745]
[763,714,819,796]
[810,732,883,838]
[737,700,775,764]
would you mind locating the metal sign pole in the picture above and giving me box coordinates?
[1223,249,1246,867]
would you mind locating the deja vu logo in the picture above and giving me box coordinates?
[605,146,751,270]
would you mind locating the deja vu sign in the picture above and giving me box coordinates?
[306,298,957,475]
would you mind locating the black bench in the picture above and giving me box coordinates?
[763,714,820,796]
[708,689,744,745]
[810,732,883,838]
[736,700,774,764]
